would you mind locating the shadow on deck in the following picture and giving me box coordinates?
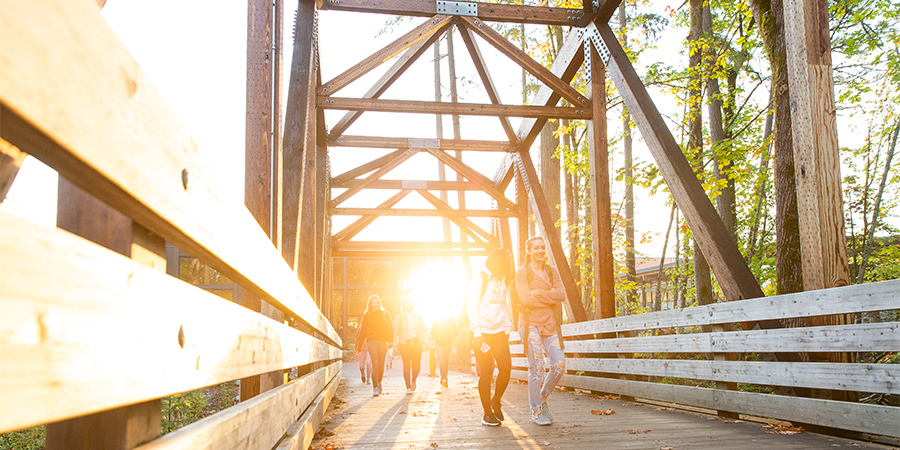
[311,361,894,450]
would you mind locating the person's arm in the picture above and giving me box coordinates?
[543,265,566,304]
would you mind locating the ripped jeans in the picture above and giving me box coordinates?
[521,326,566,412]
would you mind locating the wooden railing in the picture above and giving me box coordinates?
[0,1,341,449]
[510,280,900,438]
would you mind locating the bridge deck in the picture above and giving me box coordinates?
[311,359,893,449]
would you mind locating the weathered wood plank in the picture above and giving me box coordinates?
[274,374,341,450]
[331,207,517,218]
[512,357,900,394]
[458,17,590,110]
[0,0,339,344]
[133,363,341,450]
[319,97,591,119]
[585,42,615,320]
[0,212,340,434]
[318,0,587,26]
[561,279,900,336]
[332,249,492,257]
[333,241,491,250]
[329,135,515,152]
[511,322,898,354]
[527,372,900,438]
[319,15,453,97]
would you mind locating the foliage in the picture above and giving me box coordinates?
[0,426,45,450]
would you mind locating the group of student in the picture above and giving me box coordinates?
[356,236,565,427]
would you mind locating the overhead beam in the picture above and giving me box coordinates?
[330,148,417,206]
[318,97,591,120]
[320,15,453,97]
[319,0,586,26]
[331,190,411,242]
[424,148,516,210]
[327,19,452,140]
[335,179,480,190]
[333,241,491,250]
[329,135,515,152]
[457,24,518,144]
[331,208,516,218]
[593,23,763,301]
[458,16,590,110]
[416,189,499,245]
[333,249,492,257]
[0,138,26,202]
[331,148,406,185]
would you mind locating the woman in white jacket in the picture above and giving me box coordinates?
[466,248,514,427]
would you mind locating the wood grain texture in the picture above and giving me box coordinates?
[0,0,339,344]
[274,373,341,450]
[318,97,591,119]
[782,0,850,290]
[560,278,900,336]
[319,0,587,26]
[133,363,341,450]
[331,207,517,218]
[335,179,480,190]
[512,357,900,394]
[586,43,615,320]
[0,212,340,434]
[531,372,900,438]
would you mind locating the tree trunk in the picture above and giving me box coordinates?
[655,203,677,311]
[857,118,899,283]
[689,0,714,306]
[749,0,804,296]
[619,3,638,308]
[746,106,774,264]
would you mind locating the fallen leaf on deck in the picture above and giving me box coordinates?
[321,419,331,425]
[399,411,407,414]
[660,447,674,450]
[628,429,651,434]
[538,441,550,446]
[430,443,439,448]
[591,409,615,415]
[721,420,735,423]
[762,423,804,435]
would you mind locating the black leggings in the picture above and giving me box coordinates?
[399,342,422,388]
[473,332,511,415]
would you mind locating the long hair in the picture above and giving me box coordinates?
[364,295,382,314]
[523,236,546,265]
[484,248,513,281]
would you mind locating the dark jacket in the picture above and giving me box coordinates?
[357,309,394,347]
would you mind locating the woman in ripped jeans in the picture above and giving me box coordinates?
[515,236,566,426]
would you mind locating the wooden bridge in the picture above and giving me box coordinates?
[1,0,898,449]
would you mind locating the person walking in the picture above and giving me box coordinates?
[356,327,373,384]
[394,299,427,394]
[516,236,566,426]
[466,248,514,427]
[430,314,458,388]
[357,295,394,396]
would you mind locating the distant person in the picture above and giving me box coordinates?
[356,327,373,384]
[394,299,428,394]
[516,236,566,426]
[357,295,394,396]
[430,314,458,388]
[467,248,514,427]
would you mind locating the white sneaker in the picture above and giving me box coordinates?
[541,402,552,422]
[373,387,381,396]
[406,388,413,395]
[532,407,551,426]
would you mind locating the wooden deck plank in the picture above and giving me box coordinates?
[310,358,895,449]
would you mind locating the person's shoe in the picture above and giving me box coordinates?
[541,402,552,422]
[406,388,413,395]
[491,400,504,421]
[366,378,371,384]
[373,387,380,397]
[481,413,501,427]
[532,407,551,426]
[440,379,448,389]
